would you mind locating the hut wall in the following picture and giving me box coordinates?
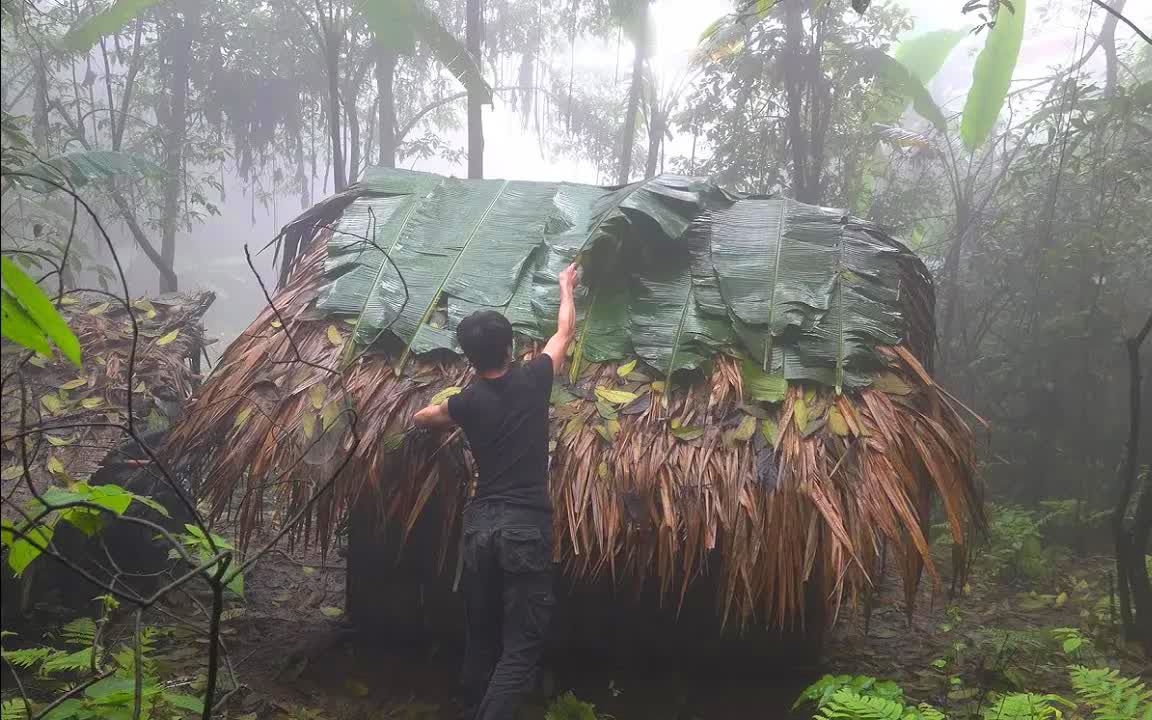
[346,491,827,661]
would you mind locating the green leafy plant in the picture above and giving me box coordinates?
[1068,665,1152,720]
[981,693,1075,720]
[795,675,943,720]
[0,256,81,366]
[544,691,601,720]
[1,482,169,575]
[0,618,202,719]
[174,524,244,597]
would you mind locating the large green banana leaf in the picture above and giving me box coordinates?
[710,197,906,390]
[961,0,1027,151]
[312,169,927,392]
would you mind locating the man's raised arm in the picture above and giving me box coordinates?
[542,263,579,373]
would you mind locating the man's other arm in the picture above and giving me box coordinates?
[412,402,456,430]
[541,262,579,374]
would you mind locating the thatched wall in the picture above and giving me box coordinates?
[166,170,981,632]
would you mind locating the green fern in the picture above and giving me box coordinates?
[58,617,97,647]
[0,646,53,668]
[982,693,1075,720]
[0,698,30,720]
[814,689,905,720]
[795,674,905,709]
[1069,665,1152,720]
[40,647,93,674]
[544,691,599,720]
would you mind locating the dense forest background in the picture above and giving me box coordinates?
[1,0,1150,718]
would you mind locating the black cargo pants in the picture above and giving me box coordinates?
[460,502,554,720]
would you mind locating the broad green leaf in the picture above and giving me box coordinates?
[594,387,638,405]
[156,329,179,345]
[8,523,52,575]
[851,46,948,132]
[628,199,735,378]
[16,149,162,190]
[1,289,53,358]
[60,0,162,52]
[570,176,714,382]
[895,29,968,85]
[742,360,787,403]
[1,258,81,366]
[616,359,637,377]
[430,386,462,405]
[712,198,908,389]
[961,0,1027,150]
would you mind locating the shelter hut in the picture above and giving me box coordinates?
[166,169,981,656]
[1,291,214,615]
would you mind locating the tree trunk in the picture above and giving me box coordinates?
[32,51,49,151]
[156,0,201,294]
[1101,0,1126,97]
[644,111,662,179]
[1114,312,1152,655]
[616,10,646,186]
[466,0,484,179]
[347,89,360,185]
[325,27,347,192]
[376,44,397,168]
[782,1,816,203]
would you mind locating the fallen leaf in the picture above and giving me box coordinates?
[59,378,87,391]
[430,386,462,405]
[81,397,103,409]
[87,302,110,315]
[308,383,327,410]
[616,359,637,377]
[156,329,180,346]
[595,387,638,405]
[47,456,64,474]
[233,407,253,431]
[319,606,344,618]
[327,325,343,346]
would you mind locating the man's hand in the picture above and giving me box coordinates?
[412,402,455,430]
[543,262,579,373]
[558,262,580,296]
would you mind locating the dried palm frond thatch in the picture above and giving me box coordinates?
[1,291,213,494]
[166,169,981,628]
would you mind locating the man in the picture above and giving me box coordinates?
[412,263,579,720]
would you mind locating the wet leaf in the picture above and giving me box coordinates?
[233,407,253,431]
[742,361,787,403]
[620,393,652,415]
[871,372,912,395]
[650,381,666,394]
[595,400,618,420]
[301,412,317,440]
[616,359,637,377]
[87,302,110,315]
[550,384,577,405]
[597,462,609,480]
[326,325,344,346]
[156,329,180,346]
[2,465,24,481]
[724,414,758,446]
[595,387,638,405]
[40,394,63,414]
[59,378,87,391]
[430,386,462,405]
[270,319,282,329]
[309,383,327,410]
[81,397,103,409]
[320,606,344,618]
[47,456,64,474]
[793,394,809,432]
[827,407,849,436]
[46,434,75,447]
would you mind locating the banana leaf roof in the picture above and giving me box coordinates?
[299,167,934,388]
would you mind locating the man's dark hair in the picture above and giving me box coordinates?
[456,310,514,372]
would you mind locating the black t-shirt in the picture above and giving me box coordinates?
[447,354,554,512]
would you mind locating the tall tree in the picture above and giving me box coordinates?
[465,0,483,178]
[616,0,648,185]
[157,0,203,292]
